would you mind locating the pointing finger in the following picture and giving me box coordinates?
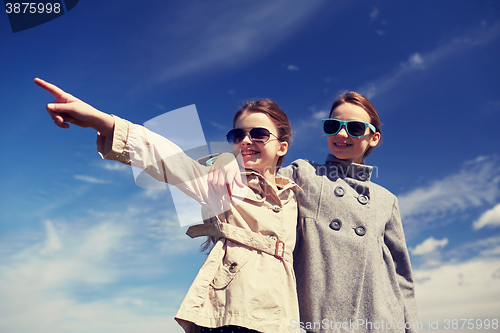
[35,77,71,101]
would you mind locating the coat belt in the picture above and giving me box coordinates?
[186,222,291,263]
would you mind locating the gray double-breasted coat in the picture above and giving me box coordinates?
[279,155,419,333]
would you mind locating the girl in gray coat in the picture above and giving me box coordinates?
[211,91,419,333]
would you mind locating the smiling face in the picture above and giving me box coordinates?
[233,111,288,181]
[327,103,380,164]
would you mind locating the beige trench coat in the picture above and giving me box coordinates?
[96,116,301,333]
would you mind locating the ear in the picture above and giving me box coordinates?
[277,141,288,157]
[369,132,381,147]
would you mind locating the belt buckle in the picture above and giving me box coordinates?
[274,239,285,260]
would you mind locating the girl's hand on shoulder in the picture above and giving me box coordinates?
[208,153,245,197]
[35,78,114,138]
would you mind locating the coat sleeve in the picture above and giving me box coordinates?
[96,115,215,207]
[384,197,420,333]
[277,164,294,181]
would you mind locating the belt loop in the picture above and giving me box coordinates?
[275,239,285,260]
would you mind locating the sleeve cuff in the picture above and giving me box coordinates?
[96,115,133,163]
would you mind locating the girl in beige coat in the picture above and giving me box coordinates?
[36,78,301,333]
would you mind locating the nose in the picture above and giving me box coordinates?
[336,125,349,138]
[239,132,253,145]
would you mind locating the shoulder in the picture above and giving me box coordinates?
[288,158,325,172]
[290,158,319,167]
[368,179,398,207]
[279,159,323,179]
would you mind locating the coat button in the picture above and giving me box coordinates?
[357,195,369,205]
[357,171,368,181]
[354,226,366,236]
[329,219,342,231]
[229,263,238,272]
[334,186,345,197]
[272,205,281,213]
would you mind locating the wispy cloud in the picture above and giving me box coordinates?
[100,162,130,172]
[398,155,500,230]
[0,205,202,333]
[152,0,327,83]
[444,235,500,262]
[74,175,110,184]
[358,20,500,99]
[369,7,379,22]
[405,53,425,69]
[209,120,228,131]
[287,64,299,71]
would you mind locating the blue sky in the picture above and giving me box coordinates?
[1,0,500,332]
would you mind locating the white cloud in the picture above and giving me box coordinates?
[481,246,500,256]
[209,120,228,131]
[142,188,167,200]
[473,203,500,230]
[74,175,110,184]
[358,21,500,99]
[444,235,500,262]
[40,220,62,255]
[412,237,449,256]
[404,53,425,69]
[398,155,500,229]
[100,162,130,172]
[287,64,299,71]
[369,7,379,21]
[414,259,500,326]
[0,212,200,333]
[312,110,329,120]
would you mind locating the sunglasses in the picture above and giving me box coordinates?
[322,119,376,138]
[226,127,278,144]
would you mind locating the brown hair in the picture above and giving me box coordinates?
[200,100,292,253]
[329,91,382,160]
[233,99,292,169]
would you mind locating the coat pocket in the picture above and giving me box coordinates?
[210,239,253,289]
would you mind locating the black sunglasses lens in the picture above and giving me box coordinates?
[346,122,366,136]
[324,120,341,135]
[249,128,270,142]
[227,128,271,143]
[226,129,245,144]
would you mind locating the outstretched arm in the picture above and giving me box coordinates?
[35,78,115,139]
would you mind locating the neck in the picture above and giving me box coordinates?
[246,166,277,186]
[262,169,277,187]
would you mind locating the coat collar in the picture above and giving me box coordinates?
[242,169,302,193]
[325,154,373,182]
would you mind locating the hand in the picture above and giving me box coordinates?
[208,153,245,197]
[35,78,115,138]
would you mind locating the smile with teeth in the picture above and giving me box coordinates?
[334,143,352,147]
[241,150,259,155]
